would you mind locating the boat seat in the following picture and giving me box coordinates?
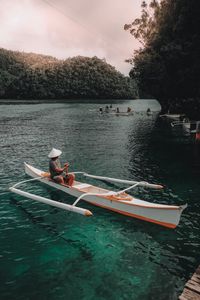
[73,183,92,190]
[106,192,133,201]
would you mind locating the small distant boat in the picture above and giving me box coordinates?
[98,108,116,114]
[115,111,134,116]
[159,113,186,122]
[171,120,200,136]
[100,111,133,116]
[9,163,187,229]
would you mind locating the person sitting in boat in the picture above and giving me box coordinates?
[147,108,151,113]
[127,107,132,113]
[48,148,75,186]
[105,105,109,113]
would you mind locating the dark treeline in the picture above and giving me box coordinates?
[125,0,200,118]
[0,48,136,100]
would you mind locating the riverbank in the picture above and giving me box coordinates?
[0,98,135,105]
[0,98,161,110]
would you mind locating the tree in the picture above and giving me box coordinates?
[125,0,200,116]
[0,48,137,100]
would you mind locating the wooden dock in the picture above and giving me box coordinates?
[179,266,200,300]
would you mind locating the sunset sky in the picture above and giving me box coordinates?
[0,0,147,74]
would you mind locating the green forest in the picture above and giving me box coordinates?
[125,0,200,118]
[0,48,136,100]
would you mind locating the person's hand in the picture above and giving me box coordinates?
[64,162,69,167]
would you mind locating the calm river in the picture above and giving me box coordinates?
[0,99,200,300]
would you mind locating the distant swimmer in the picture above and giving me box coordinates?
[99,107,103,113]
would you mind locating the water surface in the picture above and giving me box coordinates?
[0,100,199,300]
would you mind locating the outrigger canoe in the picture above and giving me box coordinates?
[159,113,186,122]
[9,163,187,229]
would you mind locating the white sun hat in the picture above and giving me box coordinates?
[48,148,62,158]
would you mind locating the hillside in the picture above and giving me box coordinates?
[0,48,136,100]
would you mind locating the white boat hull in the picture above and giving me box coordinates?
[24,163,187,228]
[171,121,199,136]
[160,114,186,122]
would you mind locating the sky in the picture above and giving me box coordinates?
[0,0,146,75]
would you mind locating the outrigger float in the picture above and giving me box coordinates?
[9,163,187,229]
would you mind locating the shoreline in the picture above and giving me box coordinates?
[0,98,160,106]
[0,98,137,105]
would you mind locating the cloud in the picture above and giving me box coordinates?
[0,0,145,74]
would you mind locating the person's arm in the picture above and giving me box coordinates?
[64,162,69,173]
[51,161,65,174]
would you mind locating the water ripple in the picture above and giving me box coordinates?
[0,101,199,300]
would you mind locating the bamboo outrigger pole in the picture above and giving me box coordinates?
[9,178,92,217]
[70,172,164,190]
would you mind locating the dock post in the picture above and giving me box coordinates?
[179,266,200,299]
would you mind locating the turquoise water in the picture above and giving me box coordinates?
[0,100,200,300]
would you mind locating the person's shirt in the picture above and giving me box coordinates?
[49,159,62,178]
